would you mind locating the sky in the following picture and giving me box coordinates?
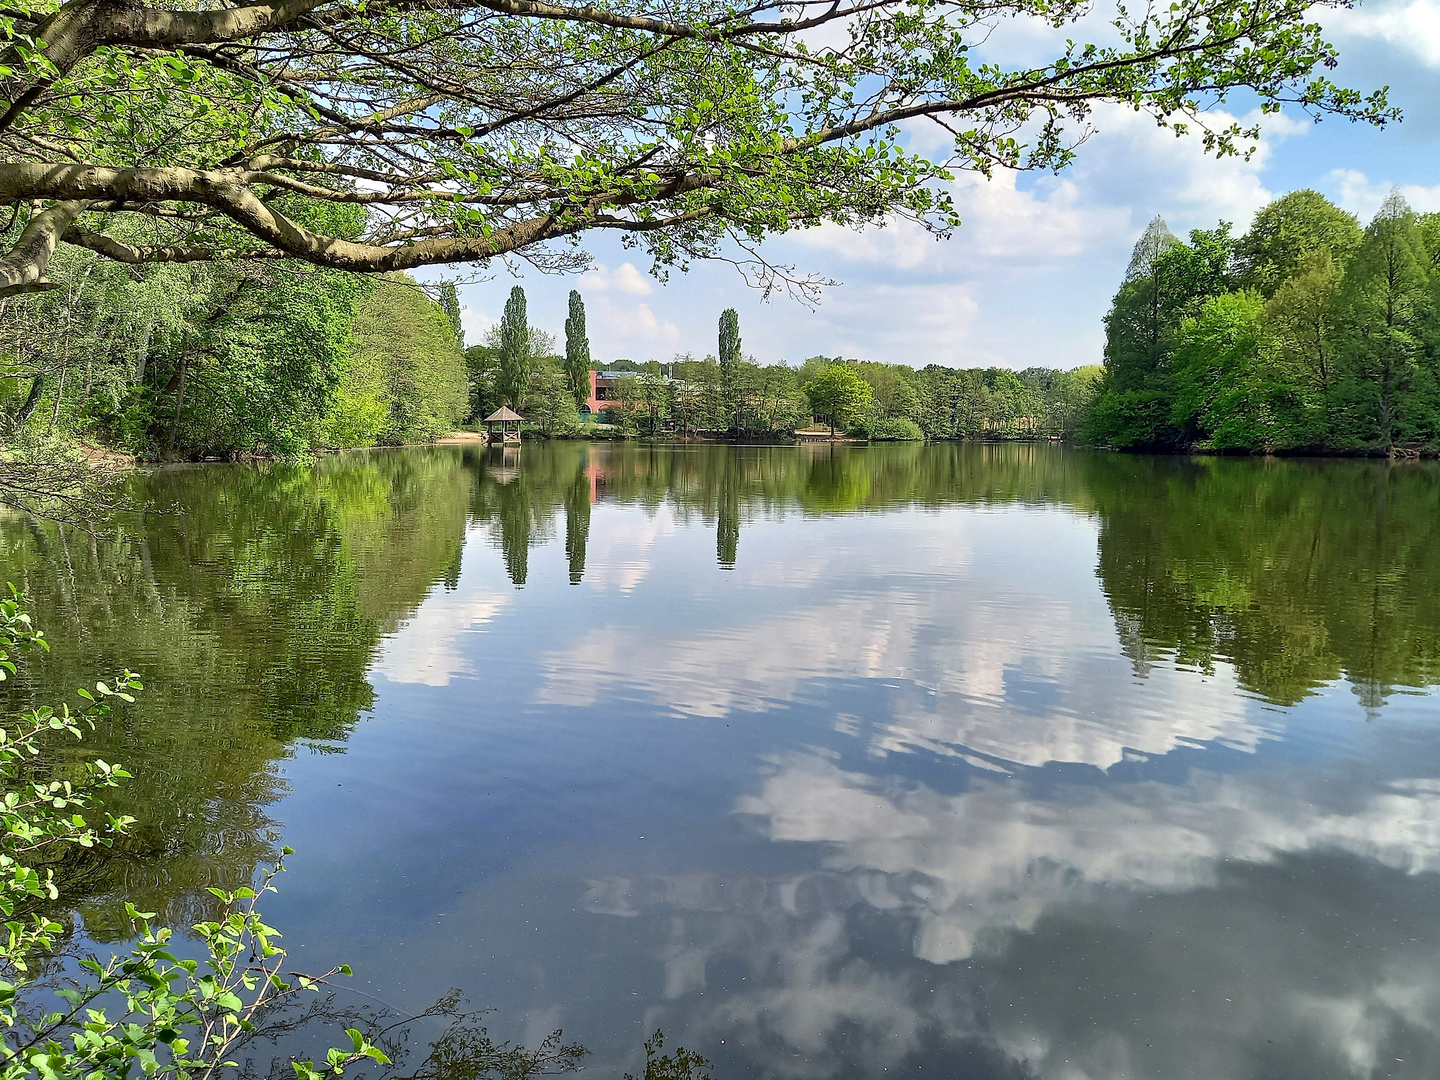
[447,0,1440,372]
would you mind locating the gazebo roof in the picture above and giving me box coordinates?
[482,406,524,422]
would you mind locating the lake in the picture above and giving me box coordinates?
[4,442,1440,1080]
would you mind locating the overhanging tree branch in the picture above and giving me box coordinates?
[0,0,1394,289]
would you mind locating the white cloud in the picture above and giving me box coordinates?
[579,743,1440,1079]
[1328,0,1440,68]
[536,506,1273,765]
[1327,167,1440,220]
[735,754,1440,963]
[566,291,682,359]
[566,502,679,595]
[792,171,1127,276]
[797,102,1289,283]
[371,523,517,686]
[579,261,654,295]
[458,303,495,345]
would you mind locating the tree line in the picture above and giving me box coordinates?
[467,287,1102,442]
[1087,189,1440,455]
[16,186,1440,460]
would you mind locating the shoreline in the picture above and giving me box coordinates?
[59,433,1440,468]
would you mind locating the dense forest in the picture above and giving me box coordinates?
[1087,190,1440,456]
[0,237,470,460]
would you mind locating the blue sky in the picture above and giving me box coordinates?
[452,0,1440,371]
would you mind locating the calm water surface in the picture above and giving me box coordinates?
[4,443,1440,1080]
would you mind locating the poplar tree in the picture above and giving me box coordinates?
[718,309,741,431]
[438,282,464,348]
[498,286,531,410]
[564,291,592,409]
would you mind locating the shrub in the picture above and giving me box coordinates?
[856,417,924,441]
[0,589,388,1080]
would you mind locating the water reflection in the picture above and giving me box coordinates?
[464,443,1440,710]
[0,449,474,931]
[3,443,1440,1080]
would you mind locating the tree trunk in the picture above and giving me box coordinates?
[165,330,190,456]
[15,372,43,426]
[46,357,66,433]
[134,320,152,385]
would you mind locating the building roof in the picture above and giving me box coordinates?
[595,369,678,382]
[483,406,524,422]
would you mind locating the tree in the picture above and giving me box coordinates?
[1330,194,1436,454]
[463,343,502,423]
[564,464,591,584]
[804,363,874,436]
[638,372,669,434]
[1103,217,1182,392]
[718,309,741,432]
[0,246,369,458]
[438,282,465,348]
[1091,220,1242,449]
[0,0,1390,297]
[1266,248,1344,395]
[1169,290,1314,450]
[528,371,581,437]
[608,375,641,433]
[667,358,707,436]
[1239,190,1363,296]
[343,275,469,444]
[1418,213,1440,269]
[564,291,592,409]
[855,362,922,420]
[498,286,530,409]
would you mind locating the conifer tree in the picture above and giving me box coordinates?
[1331,193,1437,454]
[1104,216,1180,391]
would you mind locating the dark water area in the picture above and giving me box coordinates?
[3,442,1440,1079]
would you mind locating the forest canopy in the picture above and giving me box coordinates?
[1087,190,1440,456]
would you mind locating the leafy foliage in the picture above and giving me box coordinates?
[498,289,531,411]
[1237,189,1363,296]
[328,276,469,446]
[1088,189,1440,455]
[0,248,467,459]
[438,284,465,350]
[803,363,873,434]
[563,292,591,411]
[857,416,924,440]
[0,591,391,1080]
[0,0,1393,292]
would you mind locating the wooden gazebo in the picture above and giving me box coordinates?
[482,406,524,444]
